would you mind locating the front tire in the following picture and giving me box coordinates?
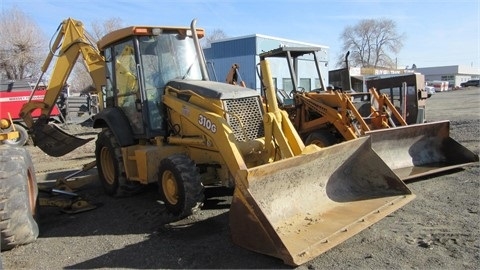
[305,130,337,147]
[158,154,204,218]
[0,145,39,251]
[95,129,130,197]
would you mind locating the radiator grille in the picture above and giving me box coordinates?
[224,97,264,141]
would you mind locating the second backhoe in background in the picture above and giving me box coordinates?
[259,46,478,181]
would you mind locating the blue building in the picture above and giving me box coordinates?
[203,34,329,93]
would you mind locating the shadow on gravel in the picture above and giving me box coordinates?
[36,182,287,269]
[62,210,286,269]
[405,167,465,184]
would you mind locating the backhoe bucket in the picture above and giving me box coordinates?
[229,137,414,266]
[366,120,479,181]
[32,123,93,157]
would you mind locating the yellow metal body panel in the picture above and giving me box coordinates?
[121,144,186,184]
[0,131,19,141]
[163,86,249,179]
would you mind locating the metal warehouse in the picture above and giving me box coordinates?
[414,65,480,89]
[203,34,329,92]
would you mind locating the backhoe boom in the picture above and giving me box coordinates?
[20,18,106,156]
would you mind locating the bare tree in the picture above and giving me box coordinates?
[201,29,228,48]
[0,6,47,81]
[90,17,124,41]
[337,18,404,69]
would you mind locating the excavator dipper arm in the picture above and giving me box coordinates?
[20,18,106,157]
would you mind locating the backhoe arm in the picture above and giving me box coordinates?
[20,18,106,128]
[225,64,246,87]
[19,18,106,157]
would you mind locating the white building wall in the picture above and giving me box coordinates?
[415,65,480,88]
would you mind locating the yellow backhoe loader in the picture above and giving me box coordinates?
[259,46,478,181]
[19,18,415,266]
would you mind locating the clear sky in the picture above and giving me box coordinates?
[1,0,479,69]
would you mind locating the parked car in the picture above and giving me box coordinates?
[460,79,480,87]
[425,85,436,98]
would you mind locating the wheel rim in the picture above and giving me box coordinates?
[100,147,115,185]
[26,168,37,215]
[162,170,178,205]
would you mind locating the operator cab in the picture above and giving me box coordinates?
[98,26,205,139]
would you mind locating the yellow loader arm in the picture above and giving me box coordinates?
[369,87,408,127]
[260,60,304,159]
[295,92,359,140]
[20,18,106,157]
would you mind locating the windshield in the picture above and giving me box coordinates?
[139,32,202,89]
[138,32,203,133]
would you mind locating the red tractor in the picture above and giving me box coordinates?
[0,80,61,146]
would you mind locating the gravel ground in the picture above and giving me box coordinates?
[1,87,479,269]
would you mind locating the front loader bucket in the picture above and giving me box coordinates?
[31,123,93,157]
[229,137,414,266]
[366,120,479,181]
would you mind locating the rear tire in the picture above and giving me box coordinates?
[0,145,39,251]
[158,154,204,218]
[305,130,337,147]
[95,129,141,197]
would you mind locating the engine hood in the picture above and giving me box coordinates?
[166,80,259,100]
